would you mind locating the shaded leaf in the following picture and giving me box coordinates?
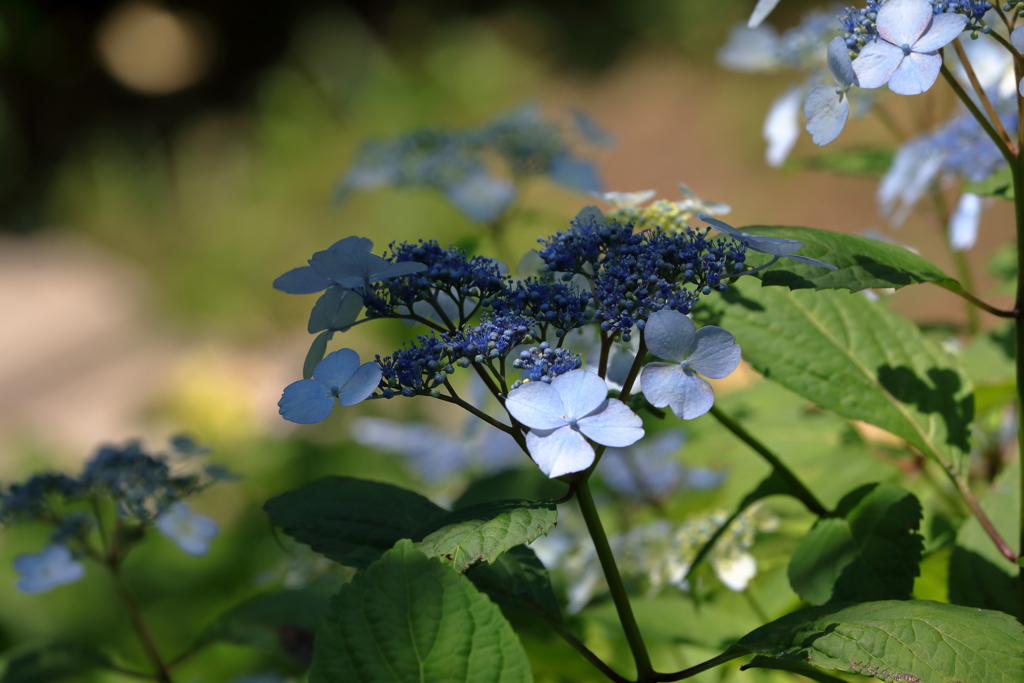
[310,540,533,683]
[468,545,563,624]
[715,281,973,474]
[1,644,110,683]
[742,654,850,683]
[415,500,557,573]
[736,600,1024,683]
[789,483,923,605]
[264,477,447,569]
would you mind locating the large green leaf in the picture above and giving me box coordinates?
[788,483,923,605]
[736,225,960,294]
[468,545,563,625]
[310,540,533,683]
[949,461,1021,618]
[415,500,557,573]
[264,476,448,569]
[1,644,110,683]
[964,166,1013,200]
[735,600,1024,683]
[714,281,974,473]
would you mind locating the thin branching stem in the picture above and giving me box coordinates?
[617,335,647,404]
[940,62,1016,166]
[951,38,1016,152]
[650,650,744,681]
[550,621,632,683]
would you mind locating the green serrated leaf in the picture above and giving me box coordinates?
[964,166,1013,200]
[308,284,363,334]
[264,476,448,569]
[415,500,557,572]
[453,469,566,510]
[715,281,973,474]
[735,226,959,294]
[1,644,110,683]
[797,148,894,177]
[310,539,533,683]
[736,600,1024,683]
[789,483,923,605]
[949,461,1021,617]
[199,585,335,665]
[303,330,334,379]
[468,545,563,624]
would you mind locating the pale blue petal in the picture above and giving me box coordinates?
[506,382,568,430]
[313,348,361,386]
[336,362,382,406]
[748,0,781,28]
[877,0,933,46]
[279,379,335,424]
[551,369,608,420]
[1019,76,1024,99]
[718,24,780,73]
[14,546,85,594]
[548,155,603,193]
[888,51,942,95]
[1012,26,1024,54]
[577,399,644,447]
[948,193,982,252]
[571,109,616,147]
[308,286,363,333]
[827,36,858,88]
[526,426,594,478]
[371,260,428,283]
[156,502,218,557]
[640,363,687,410]
[746,235,805,256]
[912,13,967,53]
[687,327,741,379]
[853,39,905,89]
[273,266,332,295]
[763,87,803,167]
[783,254,839,269]
[804,85,850,147]
[309,249,386,286]
[644,309,695,363]
[327,236,374,253]
[445,172,516,223]
[701,214,744,240]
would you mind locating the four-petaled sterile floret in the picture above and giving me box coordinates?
[14,545,85,594]
[279,349,382,424]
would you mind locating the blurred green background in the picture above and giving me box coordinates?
[0,0,1017,681]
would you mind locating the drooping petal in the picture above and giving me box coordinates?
[1012,26,1024,53]
[644,309,695,363]
[550,369,608,420]
[876,0,933,47]
[640,364,716,420]
[273,266,333,295]
[336,362,382,406]
[309,249,386,287]
[948,192,982,252]
[827,36,858,89]
[445,171,516,223]
[911,12,967,53]
[370,260,428,283]
[783,254,839,269]
[687,327,741,379]
[804,85,851,147]
[577,399,644,447]
[548,155,603,193]
[279,379,335,424]
[746,234,806,256]
[763,86,803,167]
[748,0,782,28]
[308,286,363,333]
[852,39,905,89]
[718,24,780,73]
[700,214,744,240]
[313,348,361,386]
[888,51,942,95]
[505,381,569,430]
[526,426,594,478]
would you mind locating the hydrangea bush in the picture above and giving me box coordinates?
[5,2,1024,681]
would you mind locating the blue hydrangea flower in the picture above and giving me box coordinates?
[14,545,85,594]
[444,169,516,223]
[700,215,838,270]
[763,86,803,167]
[155,502,218,557]
[852,0,967,95]
[948,192,983,252]
[640,310,741,420]
[273,236,373,295]
[804,37,860,146]
[279,349,381,423]
[748,0,782,28]
[309,247,427,290]
[505,369,644,478]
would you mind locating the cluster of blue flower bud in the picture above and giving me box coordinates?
[493,279,593,338]
[377,333,462,398]
[460,315,535,361]
[511,342,583,388]
[839,1,990,55]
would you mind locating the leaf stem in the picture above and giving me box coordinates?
[575,478,653,681]
[617,335,647,404]
[708,405,829,517]
[109,567,173,683]
[946,285,1018,318]
[940,62,1016,167]
[650,649,744,681]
